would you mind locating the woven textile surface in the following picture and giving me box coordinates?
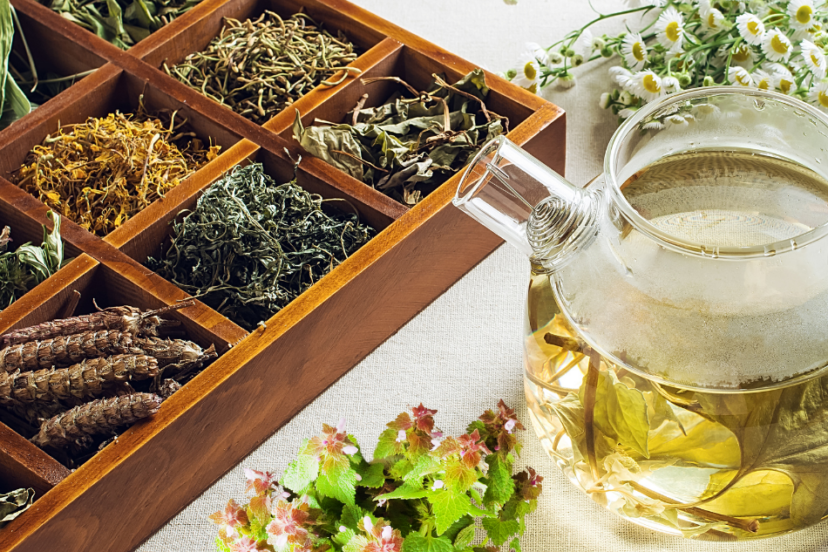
[136,1,828,551]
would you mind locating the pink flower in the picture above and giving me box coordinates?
[504,419,517,433]
[395,430,406,443]
[307,420,358,473]
[209,499,249,529]
[230,536,263,552]
[431,480,444,491]
[266,497,313,549]
[358,517,403,552]
[456,429,493,469]
[244,468,278,495]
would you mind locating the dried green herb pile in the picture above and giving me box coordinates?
[40,0,204,49]
[0,212,68,311]
[148,163,374,331]
[12,98,220,237]
[164,11,360,124]
[0,302,218,466]
[294,69,507,205]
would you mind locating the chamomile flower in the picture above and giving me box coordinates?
[642,120,665,130]
[801,40,827,78]
[700,7,726,34]
[809,80,828,110]
[752,69,774,89]
[512,53,539,93]
[788,0,816,32]
[655,7,685,52]
[769,64,796,94]
[629,71,665,101]
[525,42,550,66]
[728,66,753,86]
[730,44,759,68]
[557,74,577,88]
[663,76,681,93]
[736,13,766,45]
[575,29,594,58]
[762,29,793,62]
[621,33,648,70]
[609,66,634,89]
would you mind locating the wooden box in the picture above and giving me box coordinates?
[0,0,565,550]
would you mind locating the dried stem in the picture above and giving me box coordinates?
[583,350,601,484]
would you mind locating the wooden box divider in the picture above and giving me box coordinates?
[0,0,566,550]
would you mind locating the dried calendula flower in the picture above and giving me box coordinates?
[12,97,221,236]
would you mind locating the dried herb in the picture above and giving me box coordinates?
[0,488,34,527]
[0,212,69,311]
[0,301,192,347]
[211,401,542,552]
[40,0,204,50]
[31,392,162,450]
[148,163,375,331]
[164,11,360,125]
[293,70,507,205]
[0,330,214,373]
[12,98,221,236]
[0,354,159,404]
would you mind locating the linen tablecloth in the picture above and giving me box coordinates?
[136,1,828,550]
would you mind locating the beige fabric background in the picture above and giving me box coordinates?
[136,1,828,550]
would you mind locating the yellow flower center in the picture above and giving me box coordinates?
[797,5,814,25]
[523,61,537,80]
[747,20,761,35]
[819,91,828,108]
[707,13,719,28]
[666,21,681,43]
[526,82,538,94]
[633,42,646,61]
[771,34,790,55]
[735,71,750,86]
[757,78,770,90]
[732,46,752,62]
[780,78,793,94]
[643,74,662,94]
[812,52,823,68]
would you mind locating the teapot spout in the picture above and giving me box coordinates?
[454,136,599,270]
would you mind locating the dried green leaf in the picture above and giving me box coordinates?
[0,488,33,525]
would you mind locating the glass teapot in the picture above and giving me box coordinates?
[454,87,828,540]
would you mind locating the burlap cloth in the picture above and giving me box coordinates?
[136,1,828,550]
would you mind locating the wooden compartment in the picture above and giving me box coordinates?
[142,0,387,132]
[0,0,566,550]
[0,65,243,250]
[274,44,535,206]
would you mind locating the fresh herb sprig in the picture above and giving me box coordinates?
[211,401,543,552]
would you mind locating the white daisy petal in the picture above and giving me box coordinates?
[762,29,793,62]
[655,7,685,53]
[662,76,681,93]
[752,69,774,90]
[730,44,759,68]
[621,33,648,71]
[801,40,827,79]
[512,53,539,93]
[728,66,753,86]
[629,71,665,102]
[700,7,726,34]
[736,13,765,45]
[809,80,828,110]
[789,0,816,32]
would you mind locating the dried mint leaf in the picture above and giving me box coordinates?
[294,69,506,206]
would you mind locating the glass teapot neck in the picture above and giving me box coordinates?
[453,136,600,271]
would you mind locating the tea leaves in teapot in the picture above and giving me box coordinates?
[147,163,375,331]
[293,69,507,205]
